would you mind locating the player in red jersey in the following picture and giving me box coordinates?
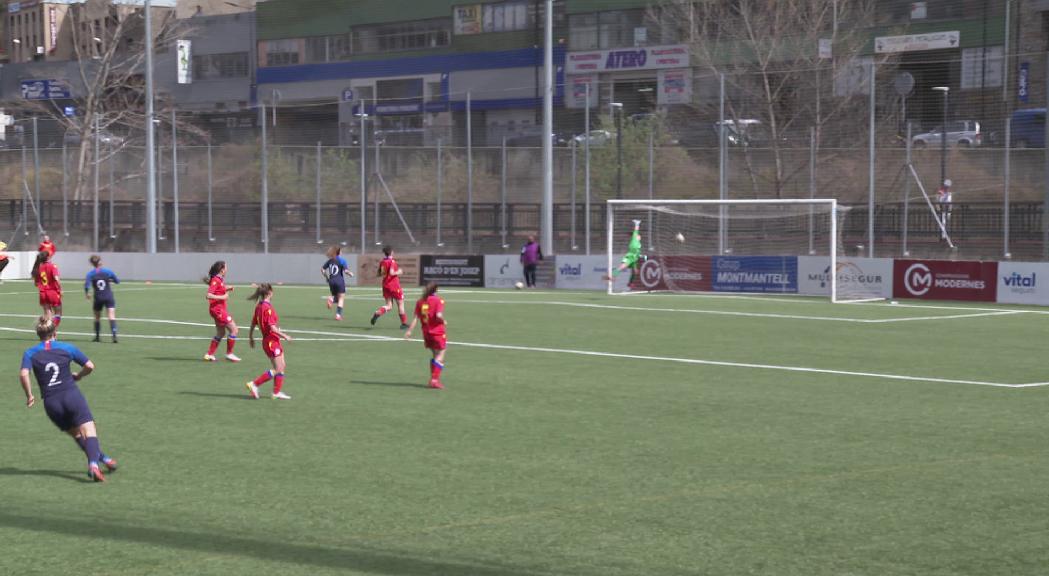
[370,245,408,329]
[245,283,293,400]
[203,261,241,362]
[31,250,63,328]
[404,281,447,389]
[38,234,56,258]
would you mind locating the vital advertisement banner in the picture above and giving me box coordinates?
[712,256,797,293]
[419,255,484,287]
[893,259,998,301]
[996,262,1049,305]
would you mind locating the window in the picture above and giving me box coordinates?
[483,1,529,32]
[569,14,598,50]
[427,81,443,103]
[304,33,353,63]
[571,9,667,50]
[353,19,450,54]
[265,39,300,66]
[193,52,249,80]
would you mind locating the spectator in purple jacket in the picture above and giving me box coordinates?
[520,236,543,288]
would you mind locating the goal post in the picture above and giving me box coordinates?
[605,199,877,303]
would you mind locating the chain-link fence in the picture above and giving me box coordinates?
[1,50,1047,258]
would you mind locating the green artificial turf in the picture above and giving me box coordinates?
[1,281,1048,575]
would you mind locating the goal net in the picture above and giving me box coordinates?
[606,199,881,303]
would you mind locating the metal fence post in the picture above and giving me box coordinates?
[500,135,508,247]
[32,117,40,230]
[316,141,322,244]
[647,128,654,248]
[570,141,577,250]
[61,138,68,237]
[21,126,28,236]
[584,82,591,255]
[808,126,816,255]
[1004,117,1011,258]
[171,109,180,253]
[93,116,100,251]
[1044,53,1049,260]
[436,138,443,247]
[108,140,115,239]
[157,124,165,241]
[207,141,214,242]
[868,61,876,258]
[260,100,269,253]
[718,73,727,254]
[466,91,473,253]
[903,122,912,256]
[373,124,380,246]
[359,110,367,254]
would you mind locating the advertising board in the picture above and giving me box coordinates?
[893,259,998,301]
[797,257,893,298]
[996,261,1049,305]
[712,256,797,293]
[419,255,484,287]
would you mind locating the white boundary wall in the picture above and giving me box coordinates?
[20,252,358,286]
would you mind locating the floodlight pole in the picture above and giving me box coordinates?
[144,0,157,253]
[541,0,554,254]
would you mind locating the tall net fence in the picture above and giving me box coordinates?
[0,47,1046,258]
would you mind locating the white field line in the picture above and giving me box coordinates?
[0,326,389,343]
[0,315,1038,389]
[335,297,1030,324]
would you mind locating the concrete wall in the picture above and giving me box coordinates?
[37,252,336,285]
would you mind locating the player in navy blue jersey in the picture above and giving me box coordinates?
[19,315,117,482]
[321,245,354,320]
[84,255,120,343]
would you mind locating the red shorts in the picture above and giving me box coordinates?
[423,332,447,351]
[210,308,233,327]
[39,291,62,307]
[383,286,404,301]
[263,336,283,359]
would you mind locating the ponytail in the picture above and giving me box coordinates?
[204,260,226,284]
[89,255,101,268]
[421,281,439,300]
[326,245,340,259]
[31,251,48,282]
[247,283,273,302]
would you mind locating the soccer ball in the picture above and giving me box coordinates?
[514,281,524,290]
[675,232,685,243]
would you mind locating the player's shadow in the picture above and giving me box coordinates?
[0,467,88,483]
[145,356,211,363]
[351,379,431,390]
[176,391,253,401]
[0,509,555,576]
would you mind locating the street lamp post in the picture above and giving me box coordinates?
[932,86,950,188]
[611,102,623,199]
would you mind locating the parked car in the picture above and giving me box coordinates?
[505,132,570,147]
[912,120,982,148]
[63,129,125,147]
[571,129,614,147]
[1010,108,1046,148]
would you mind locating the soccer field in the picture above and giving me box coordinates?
[1,281,1048,576]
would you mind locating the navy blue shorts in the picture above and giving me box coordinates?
[328,282,345,297]
[93,297,116,312]
[43,389,94,431]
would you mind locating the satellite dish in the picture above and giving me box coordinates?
[894,72,915,97]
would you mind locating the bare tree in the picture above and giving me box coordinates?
[660,0,882,198]
[16,0,193,202]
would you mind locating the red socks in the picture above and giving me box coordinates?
[226,336,237,354]
[207,337,220,356]
[399,313,408,324]
[375,307,387,317]
[273,373,285,394]
[254,370,274,386]
[430,359,443,381]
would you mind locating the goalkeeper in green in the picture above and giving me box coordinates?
[605,219,645,284]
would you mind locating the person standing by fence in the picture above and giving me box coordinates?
[520,235,543,289]
[937,179,953,240]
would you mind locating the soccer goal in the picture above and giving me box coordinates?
[606,199,881,303]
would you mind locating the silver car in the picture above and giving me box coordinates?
[912,120,982,148]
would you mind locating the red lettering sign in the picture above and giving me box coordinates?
[633,256,712,292]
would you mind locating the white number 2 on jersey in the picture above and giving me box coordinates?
[44,362,61,387]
